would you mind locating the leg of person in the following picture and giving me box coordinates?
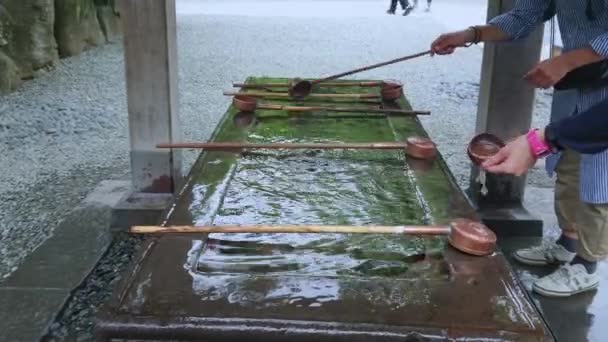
[426,0,431,11]
[533,200,607,297]
[513,150,579,266]
[403,0,414,15]
[387,0,398,14]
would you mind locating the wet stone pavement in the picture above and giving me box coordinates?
[1,0,603,341]
[500,237,608,342]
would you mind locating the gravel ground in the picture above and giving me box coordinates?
[0,43,131,279]
[2,0,557,339]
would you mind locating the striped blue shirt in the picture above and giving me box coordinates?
[489,0,608,204]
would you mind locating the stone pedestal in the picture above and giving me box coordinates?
[468,0,545,237]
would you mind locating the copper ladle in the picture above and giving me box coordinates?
[233,80,387,89]
[131,218,497,256]
[224,90,380,100]
[467,133,506,166]
[289,50,431,98]
[232,94,429,116]
[157,139,437,160]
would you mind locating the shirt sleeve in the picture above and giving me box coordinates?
[488,0,551,40]
[548,97,608,154]
[590,34,608,58]
[588,0,608,56]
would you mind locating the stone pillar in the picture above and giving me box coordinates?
[120,0,182,194]
[468,0,544,236]
[112,0,181,230]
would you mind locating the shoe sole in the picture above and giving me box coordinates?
[512,252,572,267]
[533,282,599,298]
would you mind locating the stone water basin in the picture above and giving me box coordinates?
[96,78,553,341]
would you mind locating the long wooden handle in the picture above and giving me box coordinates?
[131,224,451,235]
[313,50,431,85]
[257,104,429,115]
[233,81,384,88]
[156,142,409,149]
[223,91,379,99]
[258,104,313,112]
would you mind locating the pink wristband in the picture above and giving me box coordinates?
[526,129,550,158]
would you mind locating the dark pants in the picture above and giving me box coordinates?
[389,0,431,12]
[389,0,407,11]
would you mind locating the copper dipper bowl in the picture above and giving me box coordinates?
[233,94,258,112]
[467,133,505,166]
[406,136,437,160]
[380,81,403,101]
[448,218,497,256]
[289,78,313,99]
[382,80,403,90]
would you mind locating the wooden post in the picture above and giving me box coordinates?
[468,0,544,236]
[120,0,181,193]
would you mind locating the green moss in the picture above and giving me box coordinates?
[0,51,19,93]
[174,77,474,279]
[54,0,105,57]
[2,0,58,76]
[351,260,410,277]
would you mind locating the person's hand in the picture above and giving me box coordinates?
[523,55,573,89]
[481,134,537,176]
[430,30,474,55]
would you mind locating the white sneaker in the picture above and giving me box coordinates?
[513,241,575,266]
[533,264,599,297]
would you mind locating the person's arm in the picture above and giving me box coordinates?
[430,0,550,54]
[481,98,608,175]
[524,1,608,88]
[523,46,604,88]
[547,97,608,154]
[586,0,608,63]
[485,0,551,41]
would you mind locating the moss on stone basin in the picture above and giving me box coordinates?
[99,78,551,341]
[175,77,469,280]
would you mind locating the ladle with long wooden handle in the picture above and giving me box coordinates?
[224,91,379,100]
[130,218,497,256]
[233,81,385,89]
[233,95,429,116]
[290,50,431,98]
[156,138,437,160]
